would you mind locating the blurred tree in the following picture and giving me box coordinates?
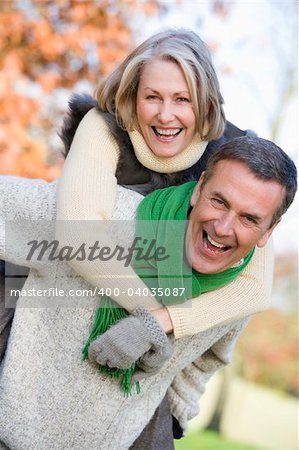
[234,308,298,397]
[0,0,159,180]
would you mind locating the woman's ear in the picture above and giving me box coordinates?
[190,173,205,207]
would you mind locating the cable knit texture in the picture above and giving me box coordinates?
[128,128,208,173]
[56,108,273,336]
[0,176,253,449]
[88,306,173,370]
[132,306,170,347]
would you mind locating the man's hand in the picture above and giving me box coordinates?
[88,306,173,370]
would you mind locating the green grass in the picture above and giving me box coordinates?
[175,430,266,450]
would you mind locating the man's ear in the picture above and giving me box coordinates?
[257,220,281,248]
[190,173,205,207]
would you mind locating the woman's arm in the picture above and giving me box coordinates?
[165,242,273,338]
[56,109,161,311]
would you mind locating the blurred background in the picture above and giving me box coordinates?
[0,1,297,449]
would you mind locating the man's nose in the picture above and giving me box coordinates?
[157,102,175,123]
[214,213,235,237]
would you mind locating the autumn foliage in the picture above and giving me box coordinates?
[235,309,298,397]
[0,0,158,180]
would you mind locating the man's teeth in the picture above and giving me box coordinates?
[154,127,181,136]
[206,234,226,249]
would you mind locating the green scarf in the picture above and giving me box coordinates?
[82,182,254,394]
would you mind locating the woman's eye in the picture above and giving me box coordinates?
[176,97,191,103]
[146,95,160,100]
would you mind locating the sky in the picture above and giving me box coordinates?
[131,0,298,256]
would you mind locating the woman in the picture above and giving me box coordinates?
[57,28,273,341]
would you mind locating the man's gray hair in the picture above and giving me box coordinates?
[203,136,297,227]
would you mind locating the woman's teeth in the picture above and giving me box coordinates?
[152,127,182,137]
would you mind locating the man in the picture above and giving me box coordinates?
[0,137,296,450]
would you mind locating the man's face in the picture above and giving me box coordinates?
[187,159,285,274]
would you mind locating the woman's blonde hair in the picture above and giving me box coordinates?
[95,29,225,141]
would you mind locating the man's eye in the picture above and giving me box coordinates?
[243,216,257,225]
[211,198,224,206]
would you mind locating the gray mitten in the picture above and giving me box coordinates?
[88,306,173,370]
[131,334,174,382]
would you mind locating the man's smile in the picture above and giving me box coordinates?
[202,230,232,254]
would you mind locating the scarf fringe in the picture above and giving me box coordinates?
[82,296,139,395]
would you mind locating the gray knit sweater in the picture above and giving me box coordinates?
[0,176,248,450]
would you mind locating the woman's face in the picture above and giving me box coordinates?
[136,59,196,158]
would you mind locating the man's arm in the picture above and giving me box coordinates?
[0,176,57,361]
[0,176,57,265]
[168,317,250,435]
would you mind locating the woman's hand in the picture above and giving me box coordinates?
[151,307,174,334]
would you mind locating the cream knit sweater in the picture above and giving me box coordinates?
[56,108,273,338]
[0,176,249,449]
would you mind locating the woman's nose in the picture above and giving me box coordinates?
[157,102,175,123]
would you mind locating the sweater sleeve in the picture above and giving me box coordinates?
[167,241,274,338]
[56,109,161,311]
[0,176,56,265]
[0,176,56,361]
[167,317,249,435]
[0,260,13,362]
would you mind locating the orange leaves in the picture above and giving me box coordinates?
[0,122,63,181]
[18,143,63,181]
[37,72,61,94]
[1,50,24,73]
[30,21,67,61]
[0,10,25,48]
[124,0,159,16]
[0,0,159,181]
[70,2,108,24]
[31,20,53,43]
